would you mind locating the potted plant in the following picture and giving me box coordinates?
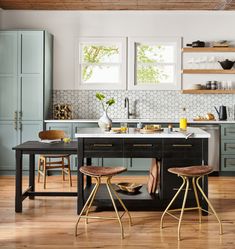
[96,92,115,131]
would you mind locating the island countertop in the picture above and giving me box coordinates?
[74,127,210,138]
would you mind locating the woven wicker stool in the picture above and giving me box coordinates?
[75,166,132,239]
[160,165,222,241]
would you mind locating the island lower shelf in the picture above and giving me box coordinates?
[84,184,201,211]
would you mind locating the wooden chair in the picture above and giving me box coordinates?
[38,130,72,189]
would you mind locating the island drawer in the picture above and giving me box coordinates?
[123,138,162,158]
[84,138,123,157]
[163,138,203,159]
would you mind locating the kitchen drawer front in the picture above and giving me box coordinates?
[163,138,203,160]
[123,138,162,158]
[221,140,235,154]
[221,125,235,139]
[221,155,235,171]
[84,138,123,157]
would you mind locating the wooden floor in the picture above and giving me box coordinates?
[0,175,235,249]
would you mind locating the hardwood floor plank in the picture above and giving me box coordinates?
[0,175,235,248]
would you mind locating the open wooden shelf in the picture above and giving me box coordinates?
[182,69,235,74]
[182,89,235,94]
[182,47,235,52]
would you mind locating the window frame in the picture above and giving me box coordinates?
[76,37,127,90]
[128,37,182,90]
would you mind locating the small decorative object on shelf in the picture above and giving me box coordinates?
[53,104,72,120]
[212,40,229,47]
[96,92,115,131]
[218,59,235,70]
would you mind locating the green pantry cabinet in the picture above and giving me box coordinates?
[46,122,151,172]
[0,30,53,171]
[221,124,235,171]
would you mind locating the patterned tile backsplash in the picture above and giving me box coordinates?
[53,90,235,120]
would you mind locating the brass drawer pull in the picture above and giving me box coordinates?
[93,144,113,147]
[172,144,193,147]
[133,144,153,147]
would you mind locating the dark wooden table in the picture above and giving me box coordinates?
[13,141,78,213]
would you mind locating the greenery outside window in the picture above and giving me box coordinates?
[77,37,126,90]
[128,37,181,90]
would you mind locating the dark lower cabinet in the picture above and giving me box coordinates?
[160,138,208,206]
[80,137,208,210]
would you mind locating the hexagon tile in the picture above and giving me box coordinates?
[53,90,235,120]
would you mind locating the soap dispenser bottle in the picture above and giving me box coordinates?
[179,107,187,131]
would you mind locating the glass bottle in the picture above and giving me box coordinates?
[179,107,187,131]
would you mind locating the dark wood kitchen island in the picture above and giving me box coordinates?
[75,127,209,213]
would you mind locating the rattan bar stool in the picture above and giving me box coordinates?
[160,165,223,241]
[75,166,132,239]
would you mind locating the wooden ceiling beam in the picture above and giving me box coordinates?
[0,0,233,10]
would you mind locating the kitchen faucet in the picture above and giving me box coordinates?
[124,97,133,119]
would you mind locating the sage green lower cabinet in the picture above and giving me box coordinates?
[221,124,235,172]
[221,155,235,171]
[46,123,73,138]
[0,121,18,170]
[0,121,43,171]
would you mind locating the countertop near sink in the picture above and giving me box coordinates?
[45,119,235,124]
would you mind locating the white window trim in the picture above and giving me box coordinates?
[75,37,127,90]
[128,37,182,90]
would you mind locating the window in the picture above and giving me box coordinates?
[128,37,181,90]
[76,37,126,90]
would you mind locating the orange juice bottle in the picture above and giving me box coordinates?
[179,108,187,131]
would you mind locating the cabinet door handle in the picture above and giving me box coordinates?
[14,111,18,121]
[19,122,22,130]
[93,144,113,147]
[172,144,193,147]
[133,144,153,147]
[19,111,22,121]
[14,121,18,130]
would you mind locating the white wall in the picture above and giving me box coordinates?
[2,10,235,90]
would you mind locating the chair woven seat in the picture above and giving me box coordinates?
[168,165,213,177]
[80,166,127,176]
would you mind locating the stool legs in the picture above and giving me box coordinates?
[107,177,132,226]
[106,177,124,239]
[160,175,223,241]
[85,177,100,224]
[160,176,186,229]
[178,177,189,241]
[196,176,223,235]
[75,175,131,239]
[75,177,100,236]
[192,177,202,223]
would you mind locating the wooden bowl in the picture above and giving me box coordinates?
[116,182,143,193]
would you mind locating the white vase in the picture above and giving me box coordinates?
[98,111,112,131]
